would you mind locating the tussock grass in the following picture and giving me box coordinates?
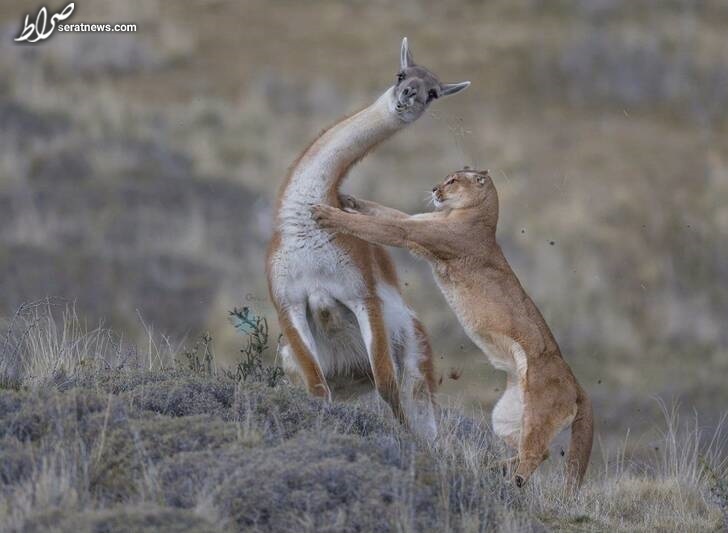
[2,1,727,398]
[528,403,728,532]
[1,308,726,532]
[0,299,179,390]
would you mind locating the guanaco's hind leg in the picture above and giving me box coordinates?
[349,298,408,427]
[278,302,331,400]
[398,318,438,440]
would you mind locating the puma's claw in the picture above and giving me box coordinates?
[311,204,339,229]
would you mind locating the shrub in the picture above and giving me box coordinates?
[227,307,284,388]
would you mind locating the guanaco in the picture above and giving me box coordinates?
[312,169,593,488]
[266,38,470,438]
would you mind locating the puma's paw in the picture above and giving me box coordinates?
[311,204,341,230]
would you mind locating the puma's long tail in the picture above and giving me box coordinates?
[567,387,593,489]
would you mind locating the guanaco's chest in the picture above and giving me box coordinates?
[270,198,366,305]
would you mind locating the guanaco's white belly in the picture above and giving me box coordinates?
[271,221,415,379]
[275,232,365,303]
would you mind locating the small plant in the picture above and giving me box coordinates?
[227,307,284,387]
[180,332,215,375]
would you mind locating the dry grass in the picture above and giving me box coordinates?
[0,299,181,389]
[529,401,728,532]
[1,309,726,532]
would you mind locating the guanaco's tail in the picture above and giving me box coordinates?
[566,387,593,489]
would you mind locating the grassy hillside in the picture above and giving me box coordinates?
[1,374,543,532]
[1,305,726,532]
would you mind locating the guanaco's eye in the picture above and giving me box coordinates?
[397,72,406,83]
[427,89,438,101]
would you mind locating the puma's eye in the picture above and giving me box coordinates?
[397,72,405,83]
[427,89,438,101]
[445,178,456,186]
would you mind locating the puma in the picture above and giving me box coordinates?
[312,169,593,488]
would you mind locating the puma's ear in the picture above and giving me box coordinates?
[476,170,490,185]
[440,81,471,97]
[400,37,414,70]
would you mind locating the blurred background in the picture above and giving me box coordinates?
[1,0,726,452]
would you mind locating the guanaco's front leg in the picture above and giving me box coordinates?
[277,302,331,400]
[346,297,409,428]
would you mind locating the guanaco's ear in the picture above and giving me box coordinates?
[440,81,471,97]
[400,37,414,69]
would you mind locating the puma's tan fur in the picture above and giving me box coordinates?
[313,171,593,488]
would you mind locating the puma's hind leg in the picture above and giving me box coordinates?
[492,377,523,448]
[513,381,578,487]
[513,421,552,488]
[491,378,525,480]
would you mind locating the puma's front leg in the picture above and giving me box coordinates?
[339,194,409,219]
[312,205,410,249]
[312,205,444,261]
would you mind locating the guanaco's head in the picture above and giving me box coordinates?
[391,37,470,123]
[432,169,498,221]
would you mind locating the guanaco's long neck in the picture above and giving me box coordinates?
[278,88,403,221]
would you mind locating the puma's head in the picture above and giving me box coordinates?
[432,169,498,222]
